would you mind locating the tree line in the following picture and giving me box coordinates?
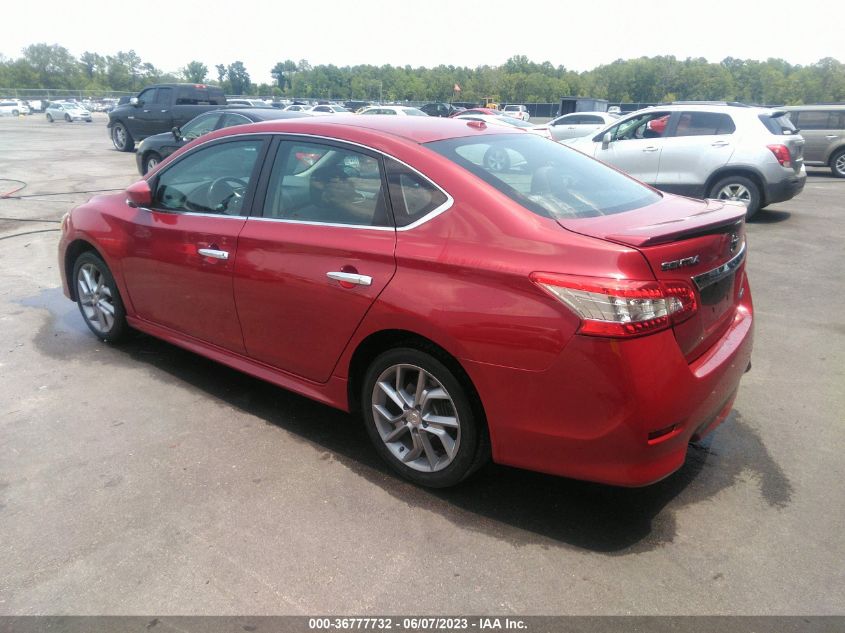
[2,44,844,105]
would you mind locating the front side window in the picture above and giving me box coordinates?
[138,89,157,105]
[153,139,263,215]
[606,111,671,141]
[262,141,390,227]
[180,113,222,140]
[427,133,660,220]
[673,112,736,136]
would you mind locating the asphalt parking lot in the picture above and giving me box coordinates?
[0,115,843,616]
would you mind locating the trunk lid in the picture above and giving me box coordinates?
[558,195,748,361]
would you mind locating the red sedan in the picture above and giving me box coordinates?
[59,116,753,488]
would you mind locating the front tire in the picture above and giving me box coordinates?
[362,347,488,488]
[142,152,162,175]
[65,114,72,123]
[46,113,53,123]
[72,252,129,343]
[111,122,135,152]
[830,148,845,178]
[709,175,761,219]
[12,109,19,117]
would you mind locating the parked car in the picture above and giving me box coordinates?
[565,103,806,218]
[783,105,845,178]
[226,98,272,108]
[420,102,461,117]
[533,111,620,141]
[450,107,500,118]
[107,83,227,152]
[358,106,428,116]
[344,100,374,112]
[501,104,530,121]
[135,108,310,175]
[59,116,754,489]
[46,102,92,123]
[452,114,552,168]
[310,104,352,115]
[0,100,30,116]
[283,104,313,112]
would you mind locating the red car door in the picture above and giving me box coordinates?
[233,139,396,382]
[121,137,268,353]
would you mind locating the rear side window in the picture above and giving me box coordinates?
[674,112,736,136]
[792,110,844,130]
[427,133,661,220]
[385,159,449,227]
[759,113,798,135]
[176,86,227,105]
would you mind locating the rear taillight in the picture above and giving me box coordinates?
[530,273,697,338]
[767,144,792,167]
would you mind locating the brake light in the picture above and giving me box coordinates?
[530,273,697,338]
[767,144,791,167]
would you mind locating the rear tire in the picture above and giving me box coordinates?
[830,148,845,178]
[12,109,19,117]
[111,122,135,152]
[46,113,53,123]
[708,175,761,220]
[483,147,511,172]
[65,114,71,123]
[361,347,489,488]
[72,252,129,343]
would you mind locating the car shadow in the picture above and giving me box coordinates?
[24,287,793,554]
[750,209,791,223]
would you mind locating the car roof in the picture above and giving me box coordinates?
[781,104,845,111]
[222,108,310,121]
[198,114,519,146]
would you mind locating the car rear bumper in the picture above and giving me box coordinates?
[464,275,754,487]
[764,169,806,205]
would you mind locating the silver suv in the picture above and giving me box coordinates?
[783,105,845,178]
[565,103,806,218]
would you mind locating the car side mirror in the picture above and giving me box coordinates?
[171,126,181,140]
[130,97,140,107]
[126,180,152,208]
[601,132,612,149]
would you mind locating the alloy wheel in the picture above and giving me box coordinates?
[371,363,461,473]
[835,153,845,177]
[716,183,752,206]
[76,263,116,335]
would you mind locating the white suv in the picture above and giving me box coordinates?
[565,103,806,218]
[502,104,530,121]
[0,100,30,116]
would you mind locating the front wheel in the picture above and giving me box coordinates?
[72,252,129,343]
[708,175,761,220]
[142,152,162,175]
[830,148,845,178]
[362,347,489,488]
[46,113,53,123]
[111,122,135,152]
[65,114,72,123]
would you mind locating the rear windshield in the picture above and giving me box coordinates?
[759,113,798,135]
[426,134,661,219]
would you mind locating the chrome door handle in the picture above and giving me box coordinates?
[826,135,838,139]
[643,146,659,152]
[711,141,731,147]
[327,271,372,286]
[197,248,229,260]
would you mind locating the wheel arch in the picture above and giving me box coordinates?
[825,143,845,165]
[64,239,104,301]
[346,329,486,424]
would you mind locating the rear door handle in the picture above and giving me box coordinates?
[197,248,229,260]
[826,135,839,139]
[643,146,659,152]
[327,271,372,286]
[711,141,731,147]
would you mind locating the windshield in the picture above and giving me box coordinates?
[426,134,661,219]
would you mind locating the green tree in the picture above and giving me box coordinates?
[226,61,251,95]
[182,61,208,83]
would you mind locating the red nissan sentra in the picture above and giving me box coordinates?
[59,116,753,488]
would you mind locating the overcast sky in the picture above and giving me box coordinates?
[2,0,843,85]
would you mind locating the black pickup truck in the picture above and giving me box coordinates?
[107,83,227,152]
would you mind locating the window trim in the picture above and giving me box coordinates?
[247,133,453,231]
[145,134,271,217]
